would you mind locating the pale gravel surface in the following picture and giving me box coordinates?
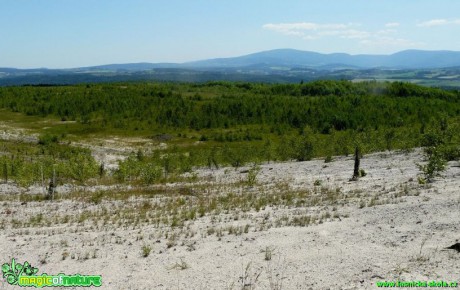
[0,149,459,290]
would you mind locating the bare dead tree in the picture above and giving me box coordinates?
[350,146,360,181]
[47,168,56,200]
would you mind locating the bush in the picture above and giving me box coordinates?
[141,163,162,184]
[440,145,460,161]
[421,131,445,147]
[66,153,99,182]
[294,136,314,162]
[246,165,261,186]
[116,155,141,182]
[276,137,295,161]
[418,147,447,182]
[38,134,59,146]
[223,146,247,168]
[141,245,152,257]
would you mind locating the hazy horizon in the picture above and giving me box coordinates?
[2,0,460,69]
[4,48,460,70]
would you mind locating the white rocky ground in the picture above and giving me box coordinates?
[0,149,459,290]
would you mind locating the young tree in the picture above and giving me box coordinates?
[418,146,447,182]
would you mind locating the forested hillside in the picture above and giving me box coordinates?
[0,80,458,186]
[0,81,458,132]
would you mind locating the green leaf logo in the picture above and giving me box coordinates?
[1,258,39,285]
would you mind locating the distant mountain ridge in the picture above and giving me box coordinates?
[184,49,460,69]
[2,49,460,72]
[2,49,460,86]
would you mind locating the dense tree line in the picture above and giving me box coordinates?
[0,80,458,186]
[0,81,458,134]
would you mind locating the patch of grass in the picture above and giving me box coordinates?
[412,237,430,263]
[89,191,105,204]
[166,234,178,249]
[261,246,275,261]
[239,262,261,290]
[169,258,189,270]
[141,244,152,257]
[246,165,261,187]
[61,250,69,260]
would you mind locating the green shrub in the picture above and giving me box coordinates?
[276,137,295,161]
[418,147,447,182]
[141,245,152,257]
[66,153,99,182]
[38,134,59,146]
[246,165,261,186]
[440,145,460,161]
[116,155,141,182]
[421,131,446,147]
[89,191,104,204]
[223,146,247,168]
[294,136,314,162]
[141,163,162,184]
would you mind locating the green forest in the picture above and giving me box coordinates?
[0,80,459,186]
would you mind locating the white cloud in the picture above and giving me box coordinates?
[262,22,350,35]
[263,22,367,40]
[340,29,370,39]
[377,29,397,35]
[385,22,400,28]
[417,19,458,27]
[303,35,318,41]
[263,21,421,51]
[360,36,423,48]
[418,19,448,27]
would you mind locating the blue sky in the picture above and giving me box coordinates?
[1,0,460,68]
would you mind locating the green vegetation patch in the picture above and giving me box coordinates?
[0,80,458,188]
